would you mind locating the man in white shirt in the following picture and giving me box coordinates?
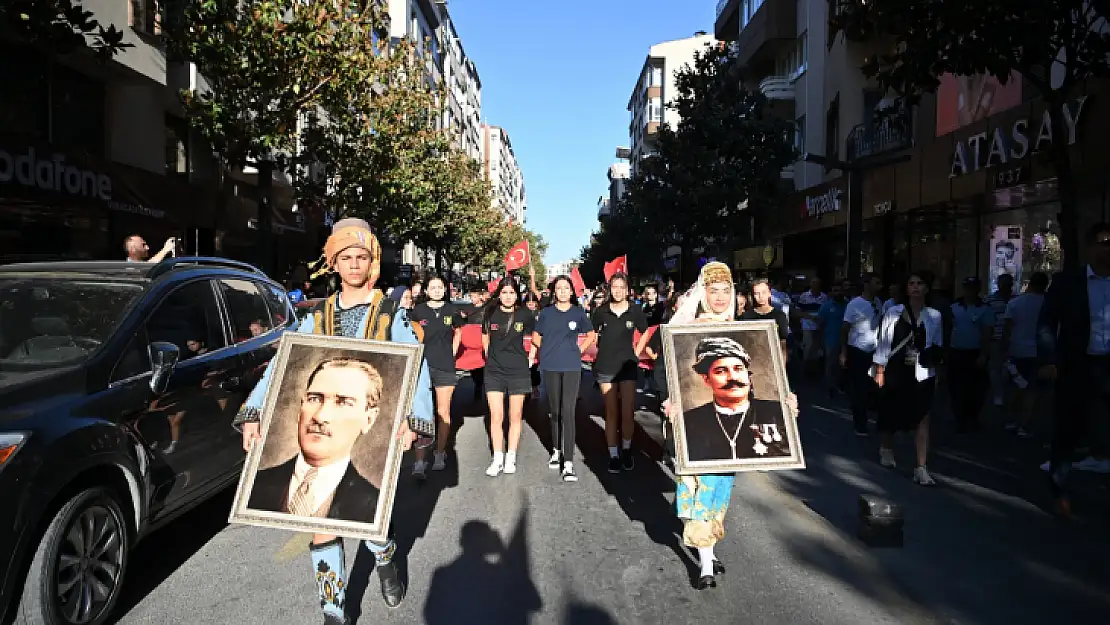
[797,277,828,374]
[249,358,383,520]
[840,273,884,436]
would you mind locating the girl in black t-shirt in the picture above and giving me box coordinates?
[408,276,462,478]
[591,273,649,473]
[481,277,537,477]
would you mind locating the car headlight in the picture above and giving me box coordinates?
[0,433,29,470]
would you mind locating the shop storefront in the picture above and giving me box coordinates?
[777,177,849,286]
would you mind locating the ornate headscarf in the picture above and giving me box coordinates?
[693,336,751,375]
[670,261,736,324]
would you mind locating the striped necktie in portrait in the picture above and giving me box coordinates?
[287,467,319,516]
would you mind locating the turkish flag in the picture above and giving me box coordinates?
[569,266,586,297]
[603,255,628,282]
[503,240,530,272]
[487,279,499,295]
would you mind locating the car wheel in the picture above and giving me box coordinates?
[16,487,130,625]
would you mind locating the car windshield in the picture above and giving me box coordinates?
[0,278,143,371]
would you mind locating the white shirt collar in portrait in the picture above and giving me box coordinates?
[287,454,352,515]
[713,399,750,416]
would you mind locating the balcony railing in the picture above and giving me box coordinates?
[846,106,913,162]
[780,164,795,180]
[759,75,795,100]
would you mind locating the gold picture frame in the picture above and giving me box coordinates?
[661,320,805,475]
[228,332,423,542]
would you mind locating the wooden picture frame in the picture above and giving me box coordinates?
[229,332,423,542]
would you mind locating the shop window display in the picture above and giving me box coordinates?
[980,204,1062,293]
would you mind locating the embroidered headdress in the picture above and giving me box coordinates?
[693,336,751,374]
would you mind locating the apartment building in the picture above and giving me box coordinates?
[482,125,527,224]
[716,0,1110,295]
[626,32,717,176]
[440,12,483,161]
[598,160,630,222]
[0,0,317,268]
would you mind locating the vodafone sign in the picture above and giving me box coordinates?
[0,147,112,201]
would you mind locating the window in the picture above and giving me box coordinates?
[826,96,840,163]
[130,0,160,35]
[260,284,294,328]
[146,281,226,361]
[650,66,664,87]
[796,32,808,76]
[648,98,663,123]
[112,329,151,382]
[794,115,806,153]
[165,115,189,177]
[50,64,105,156]
[218,279,273,343]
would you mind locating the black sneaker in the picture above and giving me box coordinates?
[607,456,621,473]
[621,448,635,471]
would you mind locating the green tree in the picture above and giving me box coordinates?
[833,0,1110,270]
[2,0,128,58]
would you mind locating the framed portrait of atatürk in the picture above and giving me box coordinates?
[228,333,423,542]
[661,320,805,475]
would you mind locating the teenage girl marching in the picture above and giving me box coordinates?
[591,272,649,473]
[482,277,537,476]
[409,275,462,478]
[532,275,597,482]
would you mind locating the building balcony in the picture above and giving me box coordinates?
[733,0,797,69]
[759,75,794,100]
[845,105,914,163]
[715,0,740,41]
[780,163,794,180]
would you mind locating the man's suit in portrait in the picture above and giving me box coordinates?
[248,457,380,521]
[683,398,790,462]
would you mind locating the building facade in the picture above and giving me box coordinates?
[626,32,717,176]
[715,0,1110,295]
[482,124,527,224]
[0,0,316,269]
[440,10,483,161]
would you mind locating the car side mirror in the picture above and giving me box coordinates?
[149,342,180,395]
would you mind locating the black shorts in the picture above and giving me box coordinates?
[595,360,639,384]
[485,372,531,396]
[429,367,458,388]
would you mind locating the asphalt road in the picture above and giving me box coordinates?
[108,374,1110,625]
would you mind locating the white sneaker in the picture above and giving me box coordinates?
[1074,457,1110,474]
[503,456,517,474]
[485,458,504,477]
[913,466,936,486]
[412,460,427,480]
[561,462,578,482]
[548,451,562,469]
[432,451,447,471]
[879,448,896,468]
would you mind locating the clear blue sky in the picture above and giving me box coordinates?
[448,0,714,265]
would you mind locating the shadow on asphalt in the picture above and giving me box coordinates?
[422,504,542,625]
[560,601,618,625]
[770,379,1110,624]
[105,487,236,624]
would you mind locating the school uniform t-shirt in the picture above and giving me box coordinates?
[591,302,648,375]
[483,308,535,377]
[742,308,789,340]
[410,302,460,372]
[535,305,593,372]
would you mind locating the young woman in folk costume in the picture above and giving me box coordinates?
[409,275,463,479]
[234,218,430,624]
[482,276,537,477]
[662,262,800,590]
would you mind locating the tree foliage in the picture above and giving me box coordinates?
[2,0,129,58]
[581,42,797,283]
[833,0,1110,269]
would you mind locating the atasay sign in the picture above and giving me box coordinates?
[950,97,1087,177]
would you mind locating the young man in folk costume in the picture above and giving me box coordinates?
[234,218,433,624]
[663,262,799,590]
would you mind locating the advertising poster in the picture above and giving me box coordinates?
[989,225,1022,293]
[936,73,1023,137]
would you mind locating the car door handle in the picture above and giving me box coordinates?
[221,377,242,391]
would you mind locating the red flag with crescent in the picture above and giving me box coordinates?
[603,255,628,282]
[503,240,530,272]
[487,279,499,295]
[569,266,586,297]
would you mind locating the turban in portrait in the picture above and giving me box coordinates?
[693,336,751,375]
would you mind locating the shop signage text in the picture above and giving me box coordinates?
[950,96,1088,177]
[874,200,893,216]
[803,187,842,218]
[0,147,112,200]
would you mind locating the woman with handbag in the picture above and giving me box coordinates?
[872,272,945,486]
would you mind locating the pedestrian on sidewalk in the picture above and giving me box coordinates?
[481,277,537,477]
[234,218,426,622]
[988,274,1015,407]
[742,280,789,362]
[532,276,596,482]
[873,272,944,486]
[1002,271,1048,437]
[591,272,649,473]
[409,276,463,478]
[817,279,851,396]
[1038,222,1110,518]
[663,262,799,589]
[947,277,995,432]
[840,274,884,436]
[797,277,828,377]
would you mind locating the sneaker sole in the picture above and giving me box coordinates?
[562,475,578,482]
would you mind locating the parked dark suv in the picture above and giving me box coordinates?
[0,258,296,625]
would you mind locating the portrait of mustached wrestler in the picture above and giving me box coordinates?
[248,358,382,520]
[683,336,791,462]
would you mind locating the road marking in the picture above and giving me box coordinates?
[275,533,312,561]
